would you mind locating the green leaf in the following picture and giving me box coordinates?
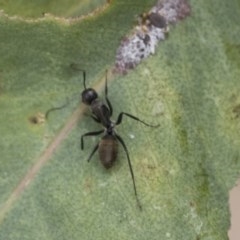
[0,0,108,18]
[0,0,240,240]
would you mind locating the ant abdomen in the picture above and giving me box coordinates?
[99,135,118,169]
[82,88,98,105]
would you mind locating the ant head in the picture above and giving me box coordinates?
[82,88,98,105]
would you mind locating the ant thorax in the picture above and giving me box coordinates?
[90,98,112,128]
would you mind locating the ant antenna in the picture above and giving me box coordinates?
[45,98,70,119]
[70,63,87,89]
[83,71,87,90]
[45,64,89,120]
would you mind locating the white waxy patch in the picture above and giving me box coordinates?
[114,0,191,74]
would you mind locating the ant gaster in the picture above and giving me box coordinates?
[80,69,159,209]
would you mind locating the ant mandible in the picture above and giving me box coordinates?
[80,69,159,209]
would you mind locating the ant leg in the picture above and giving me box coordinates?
[104,70,113,116]
[87,142,100,162]
[91,115,101,123]
[115,134,142,210]
[81,130,104,150]
[116,112,159,127]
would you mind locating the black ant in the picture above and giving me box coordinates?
[79,69,159,209]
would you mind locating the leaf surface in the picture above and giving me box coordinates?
[0,0,240,239]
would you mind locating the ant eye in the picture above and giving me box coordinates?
[82,88,98,105]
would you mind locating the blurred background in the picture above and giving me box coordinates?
[229,179,240,240]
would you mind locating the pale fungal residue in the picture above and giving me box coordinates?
[168,168,176,175]
[153,205,161,210]
[128,133,135,139]
[166,232,171,238]
[183,202,203,235]
[98,181,109,188]
[114,0,191,74]
[152,100,165,116]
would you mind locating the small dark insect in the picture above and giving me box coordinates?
[147,12,167,28]
[139,12,167,29]
[143,34,151,45]
[80,69,159,209]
